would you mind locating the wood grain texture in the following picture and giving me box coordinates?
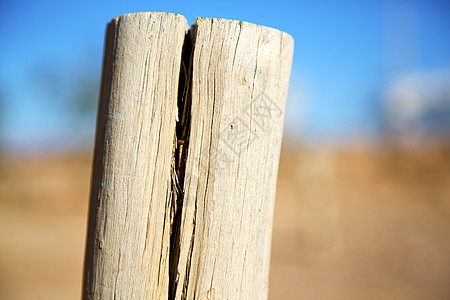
[82,12,188,299]
[173,17,294,300]
[82,12,293,300]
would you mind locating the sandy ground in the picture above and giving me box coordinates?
[0,145,449,299]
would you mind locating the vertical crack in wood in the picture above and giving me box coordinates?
[169,25,196,300]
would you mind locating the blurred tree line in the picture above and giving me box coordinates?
[30,55,101,149]
[35,59,99,125]
[1,55,448,152]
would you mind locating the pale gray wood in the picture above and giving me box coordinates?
[83,13,293,300]
[173,17,294,300]
[82,12,188,299]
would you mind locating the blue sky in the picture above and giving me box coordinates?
[0,0,449,150]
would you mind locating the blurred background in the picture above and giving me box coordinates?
[0,0,449,299]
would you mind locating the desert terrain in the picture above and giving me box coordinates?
[0,144,449,299]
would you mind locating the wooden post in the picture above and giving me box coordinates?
[83,12,293,300]
[82,12,188,299]
[172,18,294,300]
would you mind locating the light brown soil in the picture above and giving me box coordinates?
[0,145,449,299]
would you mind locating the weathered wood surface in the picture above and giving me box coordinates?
[82,12,188,299]
[172,18,294,300]
[82,12,294,300]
